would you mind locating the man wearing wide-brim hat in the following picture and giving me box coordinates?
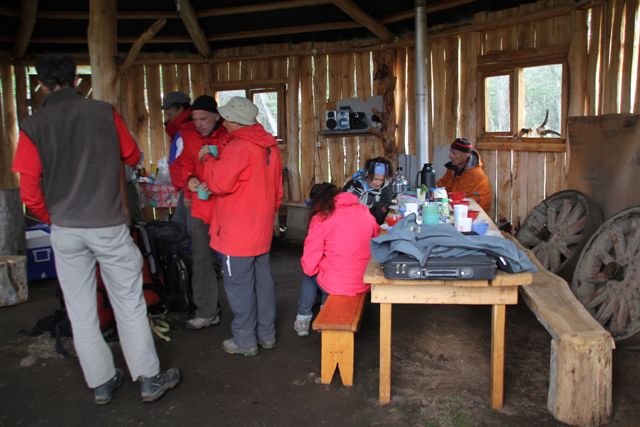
[436,137,492,212]
[199,96,283,356]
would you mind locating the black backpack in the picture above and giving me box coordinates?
[144,220,195,312]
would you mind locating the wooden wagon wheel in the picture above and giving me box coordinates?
[515,190,603,282]
[571,207,640,341]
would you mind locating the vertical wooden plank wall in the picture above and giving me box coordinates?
[0,66,18,189]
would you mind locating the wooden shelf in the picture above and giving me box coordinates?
[318,129,382,138]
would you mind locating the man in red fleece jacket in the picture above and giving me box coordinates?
[200,96,283,356]
[170,95,228,330]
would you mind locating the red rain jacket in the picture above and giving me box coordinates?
[203,124,283,257]
[169,121,229,223]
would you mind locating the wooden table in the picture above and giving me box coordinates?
[365,200,533,410]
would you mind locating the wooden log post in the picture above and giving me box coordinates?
[508,234,614,426]
[0,256,28,307]
[88,0,120,107]
[372,50,398,163]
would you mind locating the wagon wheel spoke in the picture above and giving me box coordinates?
[548,246,562,272]
[565,203,585,226]
[585,286,610,310]
[555,200,573,227]
[566,217,587,236]
[529,214,546,231]
[595,250,616,266]
[594,296,616,325]
[609,227,626,260]
[610,299,629,336]
[627,221,640,256]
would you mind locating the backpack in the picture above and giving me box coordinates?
[32,224,167,356]
[144,220,195,312]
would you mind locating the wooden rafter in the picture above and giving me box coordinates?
[198,0,333,17]
[119,18,166,74]
[332,0,394,42]
[207,22,361,42]
[175,0,211,58]
[13,0,38,59]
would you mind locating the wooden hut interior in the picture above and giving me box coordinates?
[1,2,640,425]
[1,0,638,225]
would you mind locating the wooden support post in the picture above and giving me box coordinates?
[0,189,25,256]
[88,0,119,106]
[0,255,28,307]
[379,303,392,404]
[13,0,38,59]
[491,304,506,410]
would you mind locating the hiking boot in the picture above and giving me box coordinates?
[222,338,258,356]
[185,315,220,330]
[94,368,124,405]
[258,339,276,349]
[139,368,181,403]
[293,314,312,337]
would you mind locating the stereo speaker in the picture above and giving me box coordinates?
[325,110,337,130]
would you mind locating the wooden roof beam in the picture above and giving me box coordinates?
[206,22,361,42]
[119,18,166,74]
[175,0,211,58]
[14,0,38,59]
[332,0,395,42]
[198,0,333,18]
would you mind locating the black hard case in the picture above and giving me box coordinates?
[381,254,497,280]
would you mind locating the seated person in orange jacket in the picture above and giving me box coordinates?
[436,138,491,212]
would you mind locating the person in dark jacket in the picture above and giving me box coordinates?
[343,157,394,224]
[12,54,180,405]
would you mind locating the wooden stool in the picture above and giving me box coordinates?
[312,293,366,386]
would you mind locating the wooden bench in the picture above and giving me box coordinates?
[508,234,614,426]
[312,293,366,386]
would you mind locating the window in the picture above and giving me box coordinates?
[478,53,567,147]
[214,83,286,142]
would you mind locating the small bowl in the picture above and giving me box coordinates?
[467,209,480,220]
[472,222,489,235]
[449,191,466,202]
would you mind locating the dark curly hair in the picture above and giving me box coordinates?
[36,54,76,91]
[363,157,393,180]
[309,183,339,219]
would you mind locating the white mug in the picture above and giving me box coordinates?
[455,216,473,232]
[453,204,469,220]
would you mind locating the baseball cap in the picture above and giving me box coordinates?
[161,91,190,109]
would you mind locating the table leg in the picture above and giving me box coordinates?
[491,304,506,410]
[379,303,392,405]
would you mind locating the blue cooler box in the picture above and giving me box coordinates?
[26,224,57,281]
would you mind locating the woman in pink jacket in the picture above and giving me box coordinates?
[294,183,380,336]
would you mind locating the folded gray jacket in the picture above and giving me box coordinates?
[371,215,536,273]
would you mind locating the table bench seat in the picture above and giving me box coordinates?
[312,293,366,386]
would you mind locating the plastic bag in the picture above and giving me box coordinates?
[156,157,171,184]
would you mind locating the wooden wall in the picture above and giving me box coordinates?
[1,0,639,225]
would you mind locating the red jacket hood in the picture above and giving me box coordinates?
[334,192,359,208]
[230,124,277,149]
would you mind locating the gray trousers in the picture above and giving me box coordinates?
[190,217,219,318]
[221,253,276,348]
[50,224,160,388]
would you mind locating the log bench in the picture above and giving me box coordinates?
[508,235,614,426]
[312,293,366,386]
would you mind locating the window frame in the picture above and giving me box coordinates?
[211,80,287,143]
[476,46,569,152]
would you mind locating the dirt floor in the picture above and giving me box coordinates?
[1,238,638,426]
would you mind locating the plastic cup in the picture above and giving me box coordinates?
[404,202,419,217]
[422,204,440,225]
[472,221,489,235]
[455,216,473,232]
[453,204,469,221]
[467,209,480,221]
[197,185,211,200]
[449,191,465,202]
[208,145,219,158]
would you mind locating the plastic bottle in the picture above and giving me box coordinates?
[439,197,450,222]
